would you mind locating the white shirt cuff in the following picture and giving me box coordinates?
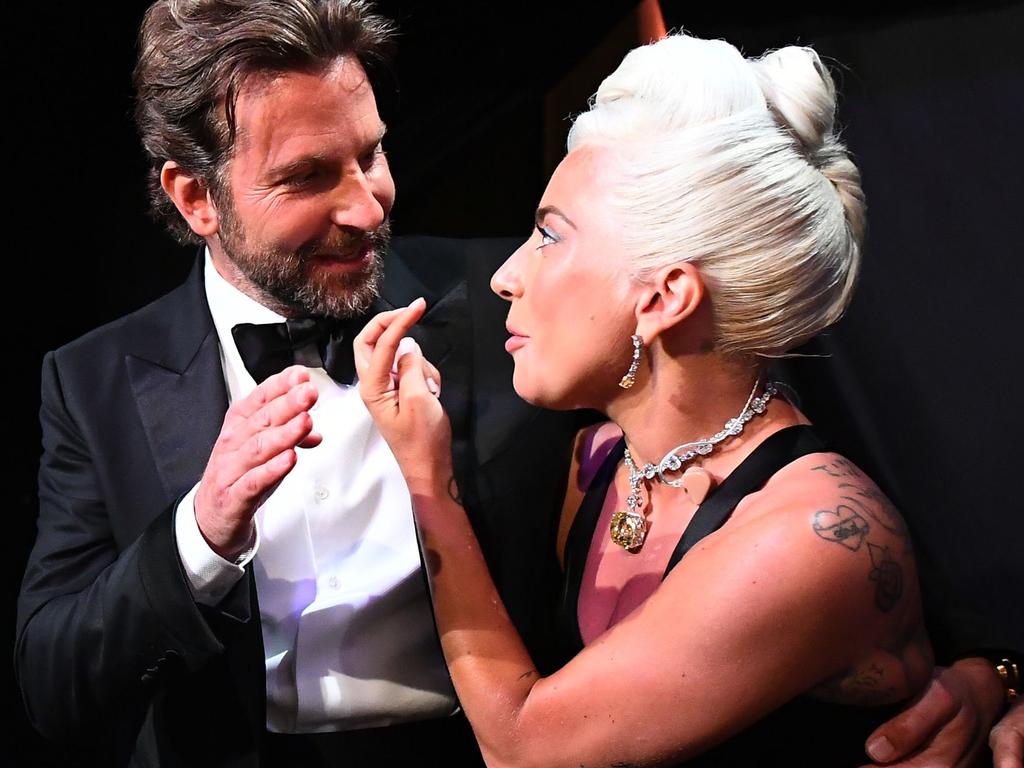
[174,483,259,606]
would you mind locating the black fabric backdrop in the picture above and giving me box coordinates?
[12,1,1023,764]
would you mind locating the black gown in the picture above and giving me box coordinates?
[556,426,904,767]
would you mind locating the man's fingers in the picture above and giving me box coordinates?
[232,448,297,506]
[356,298,427,395]
[196,368,321,558]
[195,414,307,558]
[297,429,324,449]
[216,375,318,452]
[231,365,312,419]
[251,380,318,429]
[865,673,958,763]
[991,702,1024,768]
[219,412,316,484]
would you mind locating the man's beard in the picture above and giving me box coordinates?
[217,198,389,320]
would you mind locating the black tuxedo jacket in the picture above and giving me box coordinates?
[17,237,583,767]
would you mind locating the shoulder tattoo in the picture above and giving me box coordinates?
[809,459,908,613]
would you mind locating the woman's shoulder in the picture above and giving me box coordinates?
[745,451,911,558]
[715,448,917,622]
[650,447,926,698]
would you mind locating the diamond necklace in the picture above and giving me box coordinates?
[609,379,778,552]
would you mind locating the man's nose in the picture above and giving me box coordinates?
[329,170,388,231]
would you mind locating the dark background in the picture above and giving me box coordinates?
[12,1,1023,764]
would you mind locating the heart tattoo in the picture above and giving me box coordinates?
[812,505,870,551]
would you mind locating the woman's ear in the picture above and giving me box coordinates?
[160,161,220,237]
[634,262,705,343]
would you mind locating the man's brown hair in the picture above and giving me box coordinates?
[134,0,394,244]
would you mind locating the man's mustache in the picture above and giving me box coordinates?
[298,223,391,261]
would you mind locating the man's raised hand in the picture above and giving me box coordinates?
[195,365,321,558]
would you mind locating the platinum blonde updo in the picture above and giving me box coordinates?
[567,35,866,358]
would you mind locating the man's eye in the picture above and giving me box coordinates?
[359,145,383,172]
[283,169,317,187]
[535,224,558,249]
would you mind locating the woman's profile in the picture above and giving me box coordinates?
[357,33,933,767]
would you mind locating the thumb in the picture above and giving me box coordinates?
[864,672,957,763]
[394,342,433,400]
[391,336,420,387]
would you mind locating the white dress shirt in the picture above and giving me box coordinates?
[175,251,456,733]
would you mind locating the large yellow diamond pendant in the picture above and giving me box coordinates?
[610,509,648,551]
[613,446,650,551]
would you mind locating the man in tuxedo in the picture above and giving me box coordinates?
[16,1,1019,766]
[15,1,576,765]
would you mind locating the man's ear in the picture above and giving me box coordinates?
[160,161,219,237]
[634,262,705,344]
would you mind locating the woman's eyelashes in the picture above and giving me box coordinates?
[535,223,560,249]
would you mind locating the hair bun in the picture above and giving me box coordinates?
[752,47,865,245]
[751,46,837,155]
[567,33,866,358]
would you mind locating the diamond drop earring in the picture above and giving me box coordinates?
[618,334,643,389]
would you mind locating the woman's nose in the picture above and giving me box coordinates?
[490,241,528,300]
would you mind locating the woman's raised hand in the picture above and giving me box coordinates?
[354,298,453,494]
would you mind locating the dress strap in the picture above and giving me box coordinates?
[557,436,626,656]
[663,425,826,576]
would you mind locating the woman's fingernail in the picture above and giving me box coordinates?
[866,736,894,762]
[396,337,420,358]
[426,377,439,395]
[408,296,425,309]
[392,337,420,375]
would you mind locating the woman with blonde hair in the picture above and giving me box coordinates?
[358,33,932,766]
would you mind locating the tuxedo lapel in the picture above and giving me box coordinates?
[411,284,472,482]
[125,256,228,502]
[127,337,227,501]
[375,273,473,485]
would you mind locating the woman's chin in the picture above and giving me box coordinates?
[511,374,539,406]
[512,371,577,411]
[512,370,549,408]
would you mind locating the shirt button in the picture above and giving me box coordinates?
[328,576,339,589]
[315,486,329,501]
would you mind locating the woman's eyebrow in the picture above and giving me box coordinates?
[536,205,577,230]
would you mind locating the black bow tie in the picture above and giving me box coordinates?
[231,317,364,385]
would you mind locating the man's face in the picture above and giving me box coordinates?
[210,56,396,318]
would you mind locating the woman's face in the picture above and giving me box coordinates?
[491,145,638,410]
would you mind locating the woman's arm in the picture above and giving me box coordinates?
[357,304,928,768]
